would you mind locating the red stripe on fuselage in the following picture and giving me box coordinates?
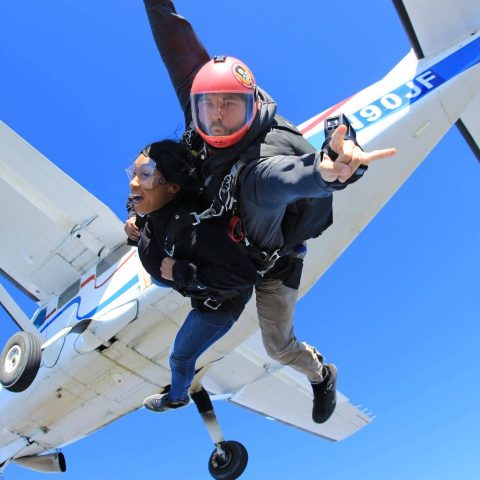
[299,96,353,135]
[81,275,96,289]
[45,308,57,320]
[44,248,137,320]
[93,250,137,289]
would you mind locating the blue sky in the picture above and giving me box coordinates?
[1,1,479,479]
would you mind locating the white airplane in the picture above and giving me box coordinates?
[1,0,479,478]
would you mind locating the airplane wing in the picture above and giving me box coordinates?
[0,121,125,303]
[203,331,371,442]
[392,0,480,161]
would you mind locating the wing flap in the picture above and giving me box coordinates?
[204,333,372,442]
[0,122,125,302]
[393,0,480,58]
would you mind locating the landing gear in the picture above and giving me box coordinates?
[0,332,42,392]
[208,440,248,480]
[190,387,248,480]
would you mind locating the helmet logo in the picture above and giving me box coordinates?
[232,63,255,89]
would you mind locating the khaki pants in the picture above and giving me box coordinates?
[255,278,324,383]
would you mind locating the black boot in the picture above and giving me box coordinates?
[311,364,337,424]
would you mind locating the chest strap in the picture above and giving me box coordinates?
[191,160,245,225]
[189,159,291,275]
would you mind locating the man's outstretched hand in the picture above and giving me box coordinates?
[319,124,396,183]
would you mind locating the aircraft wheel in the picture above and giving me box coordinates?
[0,332,42,392]
[208,441,248,480]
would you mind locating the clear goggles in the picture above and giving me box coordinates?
[125,159,167,190]
[191,92,255,137]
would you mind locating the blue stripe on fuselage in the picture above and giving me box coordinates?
[307,36,480,149]
[39,275,139,333]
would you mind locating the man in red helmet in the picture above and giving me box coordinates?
[131,0,395,424]
[190,58,257,148]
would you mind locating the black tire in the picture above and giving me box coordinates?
[208,441,248,480]
[0,332,42,392]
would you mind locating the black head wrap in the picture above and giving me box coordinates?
[141,140,196,188]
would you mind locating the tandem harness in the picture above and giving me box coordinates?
[162,204,242,311]
[188,158,287,276]
[179,125,271,275]
[179,114,365,276]
[178,122,284,273]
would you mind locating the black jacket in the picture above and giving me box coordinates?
[138,195,258,310]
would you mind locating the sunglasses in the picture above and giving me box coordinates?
[125,159,167,190]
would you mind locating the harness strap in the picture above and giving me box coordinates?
[184,284,242,311]
[163,205,198,256]
[177,122,289,274]
[163,205,245,310]
[189,117,313,275]
[190,159,247,223]
[189,157,289,275]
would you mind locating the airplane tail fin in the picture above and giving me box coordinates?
[393,0,480,59]
[393,0,480,161]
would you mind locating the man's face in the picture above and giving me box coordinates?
[196,93,247,136]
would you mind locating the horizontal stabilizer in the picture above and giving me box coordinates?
[204,333,372,441]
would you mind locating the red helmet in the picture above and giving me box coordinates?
[191,56,258,148]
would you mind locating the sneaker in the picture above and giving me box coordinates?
[143,393,190,413]
[311,364,337,424]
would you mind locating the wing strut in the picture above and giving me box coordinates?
[0,283,42,339]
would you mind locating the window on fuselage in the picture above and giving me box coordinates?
[95,244,132,279]
[32,306,47,329]
[57,279,81,310]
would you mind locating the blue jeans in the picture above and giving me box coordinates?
[168,292,249,402]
